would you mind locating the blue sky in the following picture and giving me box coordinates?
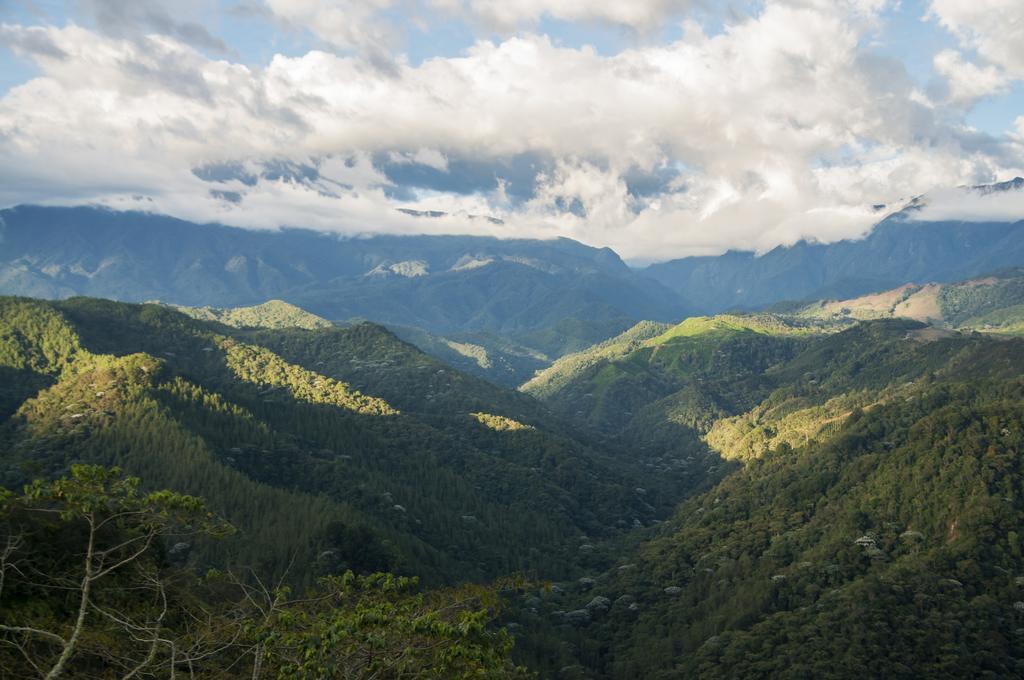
[0,0,1021,261]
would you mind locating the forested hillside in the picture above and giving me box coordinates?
[508,317,1024,678]
[791,267,1024,334]
[514,377,1024,678]
[0,465,525,678]
[170,299,334,329]
[4,290,1024,678]
[522,314,818,452]
[0,296,697,589]
[385,323,552,387]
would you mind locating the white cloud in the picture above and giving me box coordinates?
[914,183,1024,224]
[262,0,399,54]
[933,49,1009,105]
[928,0,1024,78]
[80,0,230,53]
[262,0,701,41]
[430,0,696,32]
[0,0,1021,261]
[388,148,450,171]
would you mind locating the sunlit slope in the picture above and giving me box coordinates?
[548,377,1024,678]
[511,320,1024,678]
[794,268,1024,334]
[0,296,680,585]
[522,314,814,435]
[170,299,333,329]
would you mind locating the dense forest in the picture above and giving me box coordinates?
[513,308,1024,677]
[0,297,700,589]
[0,465,524,678]
[2,287,1024,678]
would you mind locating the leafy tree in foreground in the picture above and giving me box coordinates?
[0,464,231,678]
[223,570,527,679]
[0,466,526,679]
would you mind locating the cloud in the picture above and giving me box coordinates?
[913,181,1024,224]
[933,49,1009,105]
[0,1,1022,261]
[260,0,400,57]
[0,23,68,59]
[260,0,701,44]
[80,0,230,54]
[928,0,1024,78]
[429,0,697,32]
[387,148,450,171]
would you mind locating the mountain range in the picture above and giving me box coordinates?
[2,190,1024,383]
[646,211,1024,312]
[0,205,683,367]
[5,289,1024,677]
[3,191,1024,677]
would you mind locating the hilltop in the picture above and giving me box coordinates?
[169,299,334,329]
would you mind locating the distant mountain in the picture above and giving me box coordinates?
[0,205,685,359]
[643,182,1024,313]
[5,192,1024,370]
[384,323,550,388]
[789,267,1024,334]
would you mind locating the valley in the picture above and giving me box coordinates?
[2,210,1024,677]
[4,2,1024,674]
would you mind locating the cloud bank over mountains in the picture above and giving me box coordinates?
[0,0,1022,261]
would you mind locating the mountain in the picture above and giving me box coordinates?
[0,296,701,587]
[644,185,1024,313]
[169,299,334,329]
[522,313,819,439]
[5,291,1024,677]
[522,270,1024,466]
[509,318,1024,678]
[5,200,1024,369]
[789,267,1024,334]
[170,298,547,388]
[6,200,1024,678]
[0,205,685,359]
[383,323,551,388]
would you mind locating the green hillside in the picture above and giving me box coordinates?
[523,313,811,439]
[521,320,672,400]
[0,465,525,678]
[506,321,1024,678]
[170,298,552,387]
[793,268,1024,335]
[170,299,334,329]
[0,296,682,587]
[5,291,1024,678]
[386,322,551,387]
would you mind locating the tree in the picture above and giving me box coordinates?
[0,467,528,679]
[255,572,528,679]
[0,465,231,679]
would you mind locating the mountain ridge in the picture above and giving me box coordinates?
[0,205,685,362]
[642,214,1024,312]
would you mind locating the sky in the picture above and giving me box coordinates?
[0,0,1022,262]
